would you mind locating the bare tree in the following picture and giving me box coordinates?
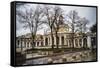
[76,17,89,33]
[76,17,89,48]
[52,6,64,48]
[43,5,55,49]
[43,6,63,49]
[16,4,44,49]
[66,10,89,49]
[66,10,80,48]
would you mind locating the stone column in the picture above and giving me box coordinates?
[24,39,26,49]
[78,39,80,48]
[59,36,61,47]
[68,40,70,48]
[82,39,83,48]
[48,37,50,46]
[64,35,66,45]
[43,36,46,46]
[49,36,52,46]
[22,40,24,48]
[54,36,56,46]
[48,37,51,47]
[20,40,22,48]
[29,41,31,49]
[26,41,27,48]
[87,36,91,48]
[74,39,76,48]
[29,41,31,48]
[21,40,23,47]
[24,39,26,50]
[39,41,41,46]
[27,40,29,49]
[16,40,18,47]
[35,41,37,47]
[66,39,68,48]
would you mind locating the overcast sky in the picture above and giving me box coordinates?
[16,3,97,36]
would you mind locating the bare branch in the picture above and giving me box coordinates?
[17,4,45,47]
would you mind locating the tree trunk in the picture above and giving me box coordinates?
[71,33,74,48]
[31,33,35,49]
[55,31,59,49]
[71,24,75,48]
[21,39,23,53]
[51,29,54,49]
[31,33,36,57]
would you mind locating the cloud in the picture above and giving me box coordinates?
[16,3,97,36]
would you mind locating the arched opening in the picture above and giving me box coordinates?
[66,40,68,47]
[57,36,59,45]
[37,42,39,46]
[69,40,72,47]
[75,39,78,47]
[17,40,20,48]
[27,42,29,48]
[52,37,54,45]
[61,36,64,45]
[17,40,19,45]
[41,41,43,46]
[79,39,82,47]
[45,38,48,46]
[24,40,26,47]
[83,38,87,48]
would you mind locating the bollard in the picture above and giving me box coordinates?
[62,55,67,62]
[48,58,53,64]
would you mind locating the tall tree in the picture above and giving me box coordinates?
[16,4,44,49]
[43,6,63,49]
[66,10,80,48]
[52,6,64,48]
[66,10,89,48]
[43,5,55,49]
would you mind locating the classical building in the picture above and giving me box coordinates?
[16,24,96,52]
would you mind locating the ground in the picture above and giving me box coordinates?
[16,48,97,65]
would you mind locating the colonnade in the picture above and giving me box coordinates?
[43,34,90,48]
[16,34,92,52]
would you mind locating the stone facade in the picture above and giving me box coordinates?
[16,24,96,52]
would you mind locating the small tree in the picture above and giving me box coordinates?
[66,10,89,48]
[90,23,97,33]
[76,17,89,33]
